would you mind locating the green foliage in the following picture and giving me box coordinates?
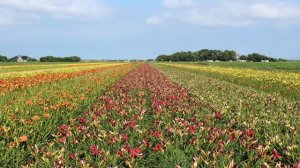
[7,57,18,62]
[0,55,8,62]
[28,58,38,62]
[156,49,238,62]
[40,56,81,62]
[239,55,248,60]
[246,53,277,62]
[155,50,281,62]
[278,58,287,62]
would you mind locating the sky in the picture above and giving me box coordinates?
[0,0,300,60]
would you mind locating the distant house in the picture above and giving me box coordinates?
[238,60,247,62]
[261,60,270,62]
[207,60,213,62]
[10,55,29,62]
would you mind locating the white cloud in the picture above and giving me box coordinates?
[163,0,195,8]
[146,0,300,27]
[0,0,112,25]
[146,16,163,25]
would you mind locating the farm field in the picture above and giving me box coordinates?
[160,63,300,100]
[0,62,299,167]
[0,62,125,79]
[195,62,300,72]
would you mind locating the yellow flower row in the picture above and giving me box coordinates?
[160,63,300,87]
[0,63,125,79]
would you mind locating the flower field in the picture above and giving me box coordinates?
[0,62,299,167]
[159,63,300,100]
[0,63,125,95]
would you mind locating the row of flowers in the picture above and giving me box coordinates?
[0,63,126,94]
[160,63,300,100]
[0,62,124,79]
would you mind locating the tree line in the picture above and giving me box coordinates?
[156,49,281,62]
[0,55,7,62]
[40,56,81,62]
[239,53,284,62]
[0,55,37,62]
[0,55,81,62]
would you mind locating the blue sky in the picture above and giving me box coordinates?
[0,0,300,60]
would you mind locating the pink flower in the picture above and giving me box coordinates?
[69,153,77,160]
[294,161,300,168]
[129,148,141,157]
[109,136,116,145]
[155,131,162,138]
[121,134,128,142]
[116,150,123,157]
[127,121,137,128]
[89,145,100,156]
[78,117,87,125]
[59,137,67,144]
[58,125,69,136]
[149,130,155,137]
[153,144,163,153]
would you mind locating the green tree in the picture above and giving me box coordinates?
[0,55,8,62]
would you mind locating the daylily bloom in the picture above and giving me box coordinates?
[89,145,100,156]
[271,149,282,160]
[58,125,69,136]
[129,148,141,158]
[153,144,163,153]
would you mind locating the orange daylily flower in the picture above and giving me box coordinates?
[44,113,51,119]
[32,115,40,121]
[19,135,28,142]
[26,99,33,105]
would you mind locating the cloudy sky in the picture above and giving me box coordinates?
[0,0,300,60]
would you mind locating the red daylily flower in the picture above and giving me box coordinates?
[188,125,196,134]
[58,125,69,136]
[109,136,116,145]
[127,121,137,128]
[69,153,77,160]
[129,148,141,157]
[89,145,100,156]
[121,134,129,142]
[245,129,255,138]
[78,117,87,125]
[215,112,222,119]
[271,149,282,160]
[153,144,163,153]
